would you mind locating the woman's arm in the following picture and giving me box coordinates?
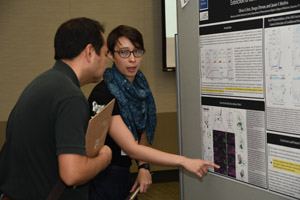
[131,132,152,193]
[109,115,219,179]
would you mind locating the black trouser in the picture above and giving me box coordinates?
[89,165,137,200]
[0,193,11,200]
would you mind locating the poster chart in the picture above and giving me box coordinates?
[199,0,300,199]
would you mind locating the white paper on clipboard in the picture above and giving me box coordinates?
[180,0,189,8]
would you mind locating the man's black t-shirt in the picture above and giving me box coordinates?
[0,61,89,199]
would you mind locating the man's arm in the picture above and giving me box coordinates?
[58,145,111,186]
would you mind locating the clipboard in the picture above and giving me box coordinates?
[85,99,115,158]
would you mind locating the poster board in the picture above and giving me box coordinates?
[177,0,300,199]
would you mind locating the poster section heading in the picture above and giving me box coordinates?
[199,0,300,25]
[201,96,264,110]
[202,96,267,188]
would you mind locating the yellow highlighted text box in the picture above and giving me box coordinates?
[225,87,263,92]
[202,89,224,93]
[273,158,300,175]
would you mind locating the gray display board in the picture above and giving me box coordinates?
[176,0,299,199]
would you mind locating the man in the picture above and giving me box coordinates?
[0,17,112,199]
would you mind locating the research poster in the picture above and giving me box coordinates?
[199,0,300,199]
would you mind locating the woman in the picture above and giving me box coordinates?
[88,25,219,200]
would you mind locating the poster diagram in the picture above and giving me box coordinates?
[201,48,234,80]
[266,23,300,108]
[202,106,249,182]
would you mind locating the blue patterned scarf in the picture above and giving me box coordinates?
[103,64,157,145]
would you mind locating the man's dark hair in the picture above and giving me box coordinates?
[54,17,105,60]
[107,25,145,54]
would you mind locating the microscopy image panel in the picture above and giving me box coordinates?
[213,130,236,177]
[213,130,227,175]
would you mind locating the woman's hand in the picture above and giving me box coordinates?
[130,168,152,193]
[181,158,219,179]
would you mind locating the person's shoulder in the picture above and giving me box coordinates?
[92,80,107,91]
[90,81,111,97]
[30,68,79,94]
[88,80,114,105]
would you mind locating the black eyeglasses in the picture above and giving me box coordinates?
[113,49,144,58]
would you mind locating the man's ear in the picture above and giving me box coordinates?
[85,44,94,62]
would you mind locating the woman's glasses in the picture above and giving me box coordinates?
[113,49,144,58]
